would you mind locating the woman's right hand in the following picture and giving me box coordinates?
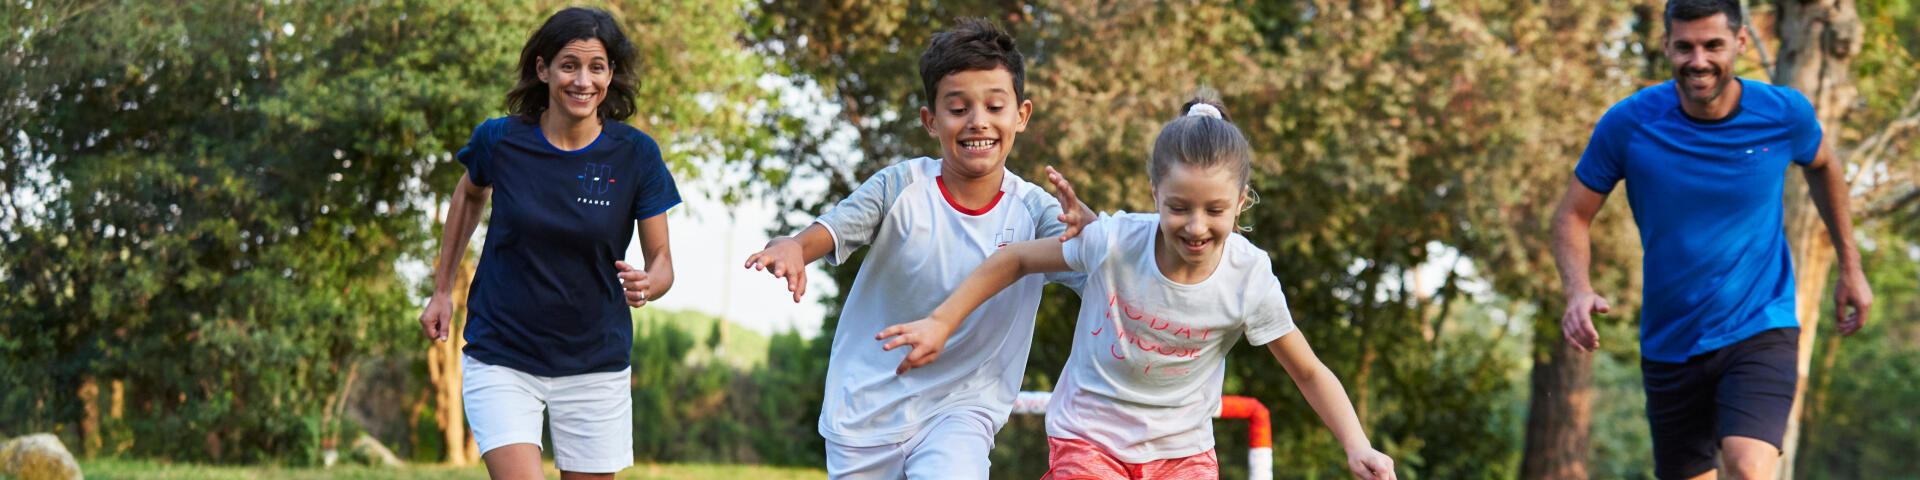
[419,294,454,341]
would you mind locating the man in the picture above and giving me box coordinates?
[1551,1,1874,479]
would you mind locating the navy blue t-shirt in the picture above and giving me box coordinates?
[1574,78,1820,363]
[457,117,681,376]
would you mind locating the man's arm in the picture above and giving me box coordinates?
[1801,142,1874,335]
[1551,177,1612,352]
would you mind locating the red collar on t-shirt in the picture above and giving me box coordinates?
[936,175,1004,216]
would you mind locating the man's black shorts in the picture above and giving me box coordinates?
[1641,326,1800,480]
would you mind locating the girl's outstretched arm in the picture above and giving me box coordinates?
[877,238,1071,374]
[1268,332,1397,480]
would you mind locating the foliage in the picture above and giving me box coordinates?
[0,0,784,464]
[3,0,1916,474]
[1796,227,1920,478]
[735,329,829,466]
[741,1,1638,477]
[1,0,510,462]
[630,318,750,462]
[620,312,827,466]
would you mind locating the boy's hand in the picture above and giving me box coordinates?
[876,317,959,375]
[1346,447,1396,480]
[745,237,808,303]
[1045,166,1095,241]
[615,261,650,308]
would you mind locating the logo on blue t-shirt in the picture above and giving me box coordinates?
[579,163,614,195]
[575,163,615,207]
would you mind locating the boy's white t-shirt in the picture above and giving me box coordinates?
[813,157,1083,447]
[1049,212,1297,463]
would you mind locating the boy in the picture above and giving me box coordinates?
[744,17,1091,480]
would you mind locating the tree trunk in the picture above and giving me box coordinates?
[1520,312,1593,480]
[425,255,479,465]
[1770,1,1861,477]
[79,377,99,457]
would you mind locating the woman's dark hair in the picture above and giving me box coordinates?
[505,7,639,124]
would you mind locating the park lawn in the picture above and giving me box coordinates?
[80,459,826,480]
[633,308,773,369]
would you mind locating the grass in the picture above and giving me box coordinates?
[81,459,825,479]
[632,308,772,369]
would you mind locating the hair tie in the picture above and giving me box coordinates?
[1186,103,1222,119]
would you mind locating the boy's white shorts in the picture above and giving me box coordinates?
[825,410,996,480]
[462,353,633,474]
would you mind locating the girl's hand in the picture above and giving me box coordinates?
[875,317,959,375]
[1346,447,1396,480]
[744,236,808,303]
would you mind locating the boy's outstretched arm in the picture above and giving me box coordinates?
[1268,332,1397,480]
[744,223,836,303]
[877,238,1071,374]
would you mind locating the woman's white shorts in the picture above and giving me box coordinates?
[462,353,633,473]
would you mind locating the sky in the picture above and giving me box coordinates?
[629,177,832,338]
[627,76,849,339]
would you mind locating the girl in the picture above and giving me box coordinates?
[417,7,677,480]
[877,94,1394,480]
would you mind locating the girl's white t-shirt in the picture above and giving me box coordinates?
[1049,212,1297,463]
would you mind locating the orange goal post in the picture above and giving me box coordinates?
[1013,391,1273,480]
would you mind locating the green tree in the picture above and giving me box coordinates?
[0,0,786,463]
[1774,0,1920,475]
[744,1,1622,477]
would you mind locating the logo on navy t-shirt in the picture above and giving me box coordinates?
[577,162,614,206]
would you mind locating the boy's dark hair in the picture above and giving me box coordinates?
[505,7,640,124]
[918,17,1025,107]
[1663,0,1744,33]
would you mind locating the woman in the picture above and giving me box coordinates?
[417,7,676,479]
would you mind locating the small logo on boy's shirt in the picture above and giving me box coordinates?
[994,228,1014,248]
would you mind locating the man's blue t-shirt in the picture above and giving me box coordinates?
[457,117,681,377]
[1574,78,1821,363]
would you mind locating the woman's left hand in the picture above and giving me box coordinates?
[616,261,650,308]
